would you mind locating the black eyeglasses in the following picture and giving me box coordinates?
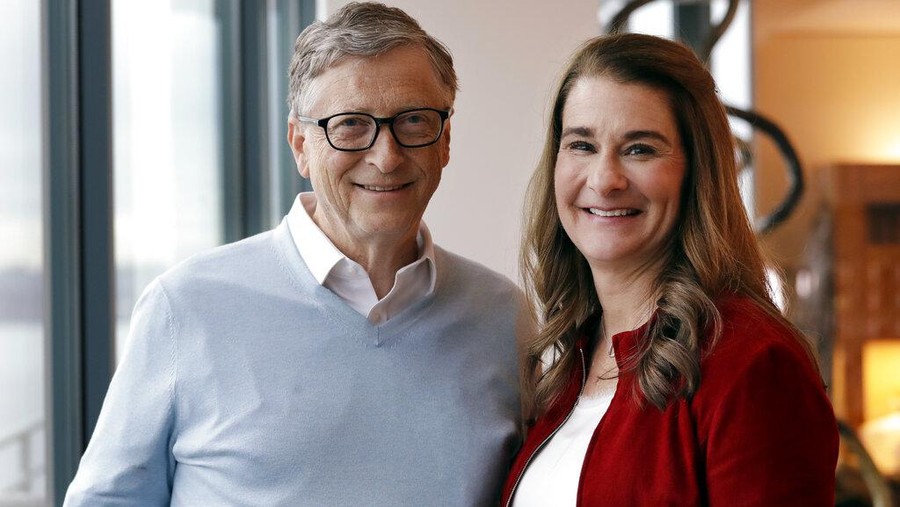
[296,108,452,152]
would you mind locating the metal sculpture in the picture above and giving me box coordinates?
[605,0,804,235]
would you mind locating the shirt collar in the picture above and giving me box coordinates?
[286,192,436,288]
[286,193,346,285]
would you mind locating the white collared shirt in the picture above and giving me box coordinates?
[285,192,436,325]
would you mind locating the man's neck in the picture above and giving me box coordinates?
[344,236,419,299]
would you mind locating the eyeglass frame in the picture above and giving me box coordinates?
[295,107,453,152]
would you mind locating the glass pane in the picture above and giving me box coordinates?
[710,0,754,213]
[0,0,49,503]
[112,0,225,359]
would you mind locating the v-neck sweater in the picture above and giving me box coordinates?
[65,220,524,506]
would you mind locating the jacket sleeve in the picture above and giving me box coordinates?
[63,279,177,506]
[701,338,839,507]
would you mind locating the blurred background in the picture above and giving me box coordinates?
[2,0,898,505]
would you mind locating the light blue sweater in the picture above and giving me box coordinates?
[64,221,524,506]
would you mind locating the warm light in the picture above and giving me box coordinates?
[861,128,900,162]
[863,340,900,422]
[850,132,900,163]
[861,340,900,477]
[887,136,900,160]
[860,412,900,477]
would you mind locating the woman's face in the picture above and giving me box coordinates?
[554,76,687,277]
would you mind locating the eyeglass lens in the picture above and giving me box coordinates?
[325,109,444,150]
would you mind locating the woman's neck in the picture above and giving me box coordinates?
[591,264,661,336]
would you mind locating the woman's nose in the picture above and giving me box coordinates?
[587,156,628,195]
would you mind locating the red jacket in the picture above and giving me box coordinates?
[502,296,839,506]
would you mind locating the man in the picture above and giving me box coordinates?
[64,3,525,506]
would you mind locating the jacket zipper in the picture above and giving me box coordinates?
[505,347,586,507]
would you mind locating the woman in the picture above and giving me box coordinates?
[502,33,838,506]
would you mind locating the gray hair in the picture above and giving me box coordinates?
[287,2,458,118]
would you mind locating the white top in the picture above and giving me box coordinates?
[512,386,616,507]
[286,192,436,325]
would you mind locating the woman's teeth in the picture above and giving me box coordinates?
[588,208,636,217]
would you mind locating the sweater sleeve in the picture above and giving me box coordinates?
[64,279,177,506]
[701,337,839,507]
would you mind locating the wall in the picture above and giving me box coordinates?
[320,0,601,282]
[753,0,900,274]
[311,0,900,285]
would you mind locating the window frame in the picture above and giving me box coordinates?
[42,0,314,502]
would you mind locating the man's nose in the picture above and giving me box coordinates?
[366,125,403,174]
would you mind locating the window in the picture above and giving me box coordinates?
[112,0,225,358]
[14,1,317,502]
[0,0,48,502]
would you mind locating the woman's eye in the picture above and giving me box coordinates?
[624,144,657,157]
[565,140,596,153]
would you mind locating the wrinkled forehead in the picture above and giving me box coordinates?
[301,48,454,114]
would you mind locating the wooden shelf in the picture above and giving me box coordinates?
[822,164,900,428]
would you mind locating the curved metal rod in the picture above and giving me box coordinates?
[606,0,740,57]
[605,0,656,34]
[837,420,896,507]
[606,0,806,234]
[726,106,805,235]
[698,0,740,62]
[733,135,754,176]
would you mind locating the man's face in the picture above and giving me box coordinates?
[287,46,452,253]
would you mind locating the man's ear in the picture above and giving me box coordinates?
[287,119,310,178]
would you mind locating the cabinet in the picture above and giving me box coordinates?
[818,164,900,428]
